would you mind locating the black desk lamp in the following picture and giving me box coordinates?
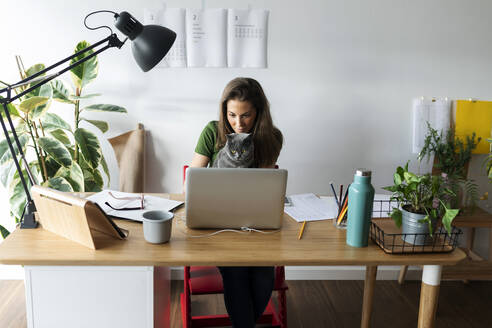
[0,10,176,229]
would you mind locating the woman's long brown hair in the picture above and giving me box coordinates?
[217,77,283,168]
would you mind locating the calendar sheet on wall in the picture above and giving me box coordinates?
[227,9,269,68]
[144,7,269,68]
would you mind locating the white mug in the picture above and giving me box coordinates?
[142,210,174,244]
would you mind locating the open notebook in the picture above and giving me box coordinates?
[87,190,183,222]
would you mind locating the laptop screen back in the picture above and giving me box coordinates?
[185,168,288,229]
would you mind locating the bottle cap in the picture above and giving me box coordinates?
[355,169,371,177]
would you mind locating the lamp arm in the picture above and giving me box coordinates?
[2,34,125,102]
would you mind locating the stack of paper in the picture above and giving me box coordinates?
[87,190,183,222]
[284,193,338,222]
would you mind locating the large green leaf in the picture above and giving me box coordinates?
[41,112,72,132]
[51,79,75,104]
[0,96,20,118]
[9,172,29,220]
[390,208,402,228]
[0,224,9,239]
[81,118,108,133]
[70,93,101,100]
[100,153,110,186]
[70,41,98,89]
[27,83,53,120]
[74,128,101,169]
[49,129,71,146]
[37,137,72,167]
[0,161,16,188]
[442,207,460,235]
[0,134,29,165]
[18,96,48,113]
[393,172,402,185]
[55,163,84,192]
[25,64,45,78]
[82,104,127,113]
[43,176,73,192]
[82,166,104,192]
[45,156,61,178]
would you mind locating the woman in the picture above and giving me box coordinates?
[190,77,283,327]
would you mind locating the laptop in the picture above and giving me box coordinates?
[185,168,288,229]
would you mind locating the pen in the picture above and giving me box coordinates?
[330,182,340,208]
[298,220,307,240]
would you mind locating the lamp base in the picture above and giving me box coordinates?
[20,200,38,229]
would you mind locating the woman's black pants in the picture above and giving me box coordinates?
[218,266,275,328]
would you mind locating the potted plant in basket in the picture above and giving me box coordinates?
[383,162,460,245]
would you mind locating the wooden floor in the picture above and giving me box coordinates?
[2,280,492,327]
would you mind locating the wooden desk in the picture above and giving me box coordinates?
[0,193,466,328]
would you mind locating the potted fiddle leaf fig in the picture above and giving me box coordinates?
[0,41,127,238]
[383,162,460,245]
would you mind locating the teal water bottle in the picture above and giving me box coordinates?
[346,169,375,247]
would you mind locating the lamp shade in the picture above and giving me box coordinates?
[132,25,176,72]
[114,11,177,72]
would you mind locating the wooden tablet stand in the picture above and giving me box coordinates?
[31,185,128,249]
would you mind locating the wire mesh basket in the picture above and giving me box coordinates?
[369,200,462,254]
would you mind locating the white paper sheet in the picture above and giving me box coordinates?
[87,190,183,222]
[284,193,338,222]
[158,8,187,67]
[412,98,451,154]
[227,9,269,68]
[285,193,398,222]
[186,8,227,67]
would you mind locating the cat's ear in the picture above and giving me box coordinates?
[244,133,253,141]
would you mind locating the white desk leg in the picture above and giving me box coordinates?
[418,265,442,328]
[361,265,377,328]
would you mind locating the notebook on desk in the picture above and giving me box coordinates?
[185,168,288,229]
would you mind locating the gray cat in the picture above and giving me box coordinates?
[212,133,254,168]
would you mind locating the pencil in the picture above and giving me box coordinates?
[330,182,340,208]
[298,221,307,240]
[337,205,348,225]
[337,196,349,225]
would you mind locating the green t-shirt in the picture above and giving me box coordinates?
[195,121,220,165]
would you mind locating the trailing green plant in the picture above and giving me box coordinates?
[0,41,127,238]
[418,123,481,208]
[383,162,459,235]
[419,122,480,177]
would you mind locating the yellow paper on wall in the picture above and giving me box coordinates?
[455,100,492,154]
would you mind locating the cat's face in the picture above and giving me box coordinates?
[225,133,254,162]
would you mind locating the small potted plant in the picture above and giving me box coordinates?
[383,162,460,245]
[419,123,480,210]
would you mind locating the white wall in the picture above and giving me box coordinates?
[1,0,491,262]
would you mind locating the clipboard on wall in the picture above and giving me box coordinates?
[31,185,128,249]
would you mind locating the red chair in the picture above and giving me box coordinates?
[181,165,288,328]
